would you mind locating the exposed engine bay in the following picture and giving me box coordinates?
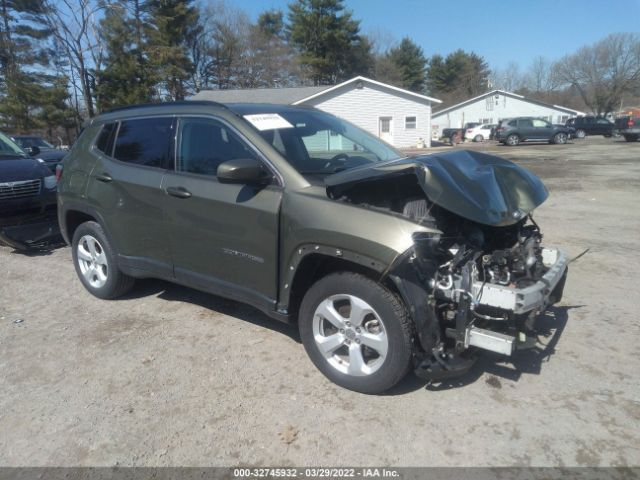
[325,151,568,380]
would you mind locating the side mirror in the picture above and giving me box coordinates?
[28,146,40,156]
[217,158,272,185]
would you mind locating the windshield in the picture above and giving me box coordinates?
[0,132,28,158]
[14,136,55,149]
[243,109,402,176]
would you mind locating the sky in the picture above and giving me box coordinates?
[239,0,640,70]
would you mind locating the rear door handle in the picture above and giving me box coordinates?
[95,172,112,183]
[166,186,192,199]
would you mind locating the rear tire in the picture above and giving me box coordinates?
[553,132,568,144]
[298,272,413,394]
[473,134,483,142]
[624,134,639,142]
[71,221,135,299]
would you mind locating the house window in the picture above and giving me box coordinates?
[479,118,491,124]
[486,98,494,111]
[405,116,417,129]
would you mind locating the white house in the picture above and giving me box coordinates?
[192,76,442,148]
[431,90,584,137]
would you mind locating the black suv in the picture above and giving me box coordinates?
[0,131,59,249]
[565,116,614,138]
[495,117,572,146]
[613,115,640,142]
[57,101,568,393]
[11,135,67,172]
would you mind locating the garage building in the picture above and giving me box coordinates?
[192,76,442,148]
[432,89,583,137]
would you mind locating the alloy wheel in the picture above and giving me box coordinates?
[312,294,388,377]
[77,234,108,288]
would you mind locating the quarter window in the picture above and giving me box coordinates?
[113,117,174,168]
[178,117,257,176]
[95,123,117,156]
[405,116,417,130]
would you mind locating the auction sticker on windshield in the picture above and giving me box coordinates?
[243,113,294,131]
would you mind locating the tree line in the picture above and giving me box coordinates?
[1,0,638,144]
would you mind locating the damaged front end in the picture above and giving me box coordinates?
[326,150,568,381]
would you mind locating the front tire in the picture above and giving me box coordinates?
[576,129,586,139]
[506,134,520,146]
[473,134,483,142]
[71,221,135,299]
[298,272,413,394]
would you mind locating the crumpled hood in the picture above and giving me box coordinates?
[325,150,548,226]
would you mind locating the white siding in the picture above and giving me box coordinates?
[431,93,579,136]
[301,84,433,148]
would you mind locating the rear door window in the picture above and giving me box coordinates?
[113,117,175,169]
[532,119,550,128]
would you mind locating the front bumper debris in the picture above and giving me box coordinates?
[0,216,61,250]
[462,248,568,356]
[471,248,568,315]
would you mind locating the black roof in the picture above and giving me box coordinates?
[104,100,227,114]
[226,103,315,115]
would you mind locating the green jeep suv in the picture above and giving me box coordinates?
[58,101,568,393]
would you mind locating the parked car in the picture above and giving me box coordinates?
[58,101,568,393]
[614,115,640,142]
[465,123,497,142]
[565,116,614,138]
[11,135,67,171]
[442,122,480,144]
[0,131,59,249]
[495,117,572,146]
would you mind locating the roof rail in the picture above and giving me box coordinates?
[103,100,227,114]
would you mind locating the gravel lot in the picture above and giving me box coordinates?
[1,137,639,467]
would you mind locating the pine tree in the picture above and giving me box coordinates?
[427,50,490,102]
[0,0,64,132]
[146,0,200,100]
[287,0,373,85]
[257,9,286,39]
[388,37,427,92]
[96,1,155,111]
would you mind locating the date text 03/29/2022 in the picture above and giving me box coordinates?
[233,468,400,478]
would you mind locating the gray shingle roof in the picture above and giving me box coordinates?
[191,86,329,105]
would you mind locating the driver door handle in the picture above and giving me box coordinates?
[95,172,112,183]
[166,186,192,199]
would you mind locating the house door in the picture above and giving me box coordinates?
[379,116,393,144]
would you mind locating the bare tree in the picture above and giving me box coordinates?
[190,1,302,91]
[554,33,640,115]
[490,61,524,92]
[525,56,558,92]
[366,27,397,56]
[43,0,105,118]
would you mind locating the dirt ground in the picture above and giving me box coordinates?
[1,136,639,467]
